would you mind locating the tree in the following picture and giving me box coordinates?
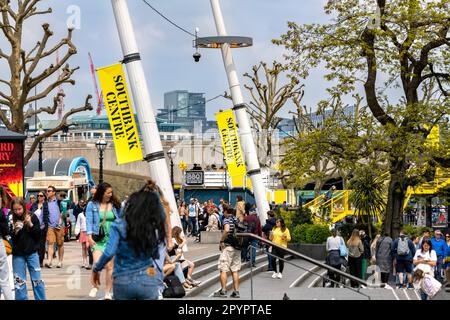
[274,0,450,238]
[242,60,305,167]
[0,0,93,165]
[348,164,386,240]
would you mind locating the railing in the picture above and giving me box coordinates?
[238,233,384,300]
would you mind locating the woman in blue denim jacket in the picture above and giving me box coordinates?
[91,181,166,300]
[85,182,121,299]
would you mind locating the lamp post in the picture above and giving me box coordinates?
[195,0,270,224]
[34,123,45,172]
[167,147,177,189]
[95,138,107,185]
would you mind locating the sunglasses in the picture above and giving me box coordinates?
[38,194,45,197]
[47,190,54,193]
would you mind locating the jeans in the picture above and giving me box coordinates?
[13,252,46,300]
[420,290,428,300]
[248,239,257,265]
[0,240,13,300]
[265,245,273,270]
[113,268,162,300]
[188,217,197,236]
[435,256,443,281]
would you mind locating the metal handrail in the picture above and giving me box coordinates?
[238,233,384,290]
[246,244,372,300]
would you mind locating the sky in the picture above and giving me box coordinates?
[12,0,333,121]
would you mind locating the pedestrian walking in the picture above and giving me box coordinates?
[0,188,12,300]
[392,228,416,289]
[375,233,393,288]
[91,182,166,300]
[359,230,371,280]
[213,206,241,298]
[29,191,49,267]
[45,186,64,269]
[325,229,345,287]
[347,229,364,287]
[243,208,261,267]
[178,201,187,233]
[187,199,198,237]
[262,210,277,272]
[86,182,121,300]
[10,197,46,300]
[269,218,291,279]
[431,230,446,282]
[75,207,91,269]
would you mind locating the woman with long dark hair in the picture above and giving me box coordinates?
[10,197,46,300]
[91,181,166,300]
[30,191,49,267]
[86,182,121,299]
[413,239,438,300]
[269,218,291,279]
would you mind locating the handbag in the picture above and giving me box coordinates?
[3,239,12,255]
[92,207,108,242]
[339,237,348,257]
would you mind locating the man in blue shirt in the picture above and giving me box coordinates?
[45,186,64,268]
[431,229,446,282]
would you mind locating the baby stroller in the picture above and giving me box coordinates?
[322,256,349,288]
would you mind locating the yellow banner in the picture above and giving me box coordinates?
[97,63,143,165]
[216,110,246,177]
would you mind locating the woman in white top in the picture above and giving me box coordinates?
[75,202,90,269]
[206,208,219,232]
[171,226,200,287]
[325,229,345,287]
[413,239,438,300]
[413,238,437,274]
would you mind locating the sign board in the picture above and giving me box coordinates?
[0,138,25,200]
[185,170,204,186]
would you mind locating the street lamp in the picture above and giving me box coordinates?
[167,147,177,188]
[95,138,107,185]
[34,123,45,172]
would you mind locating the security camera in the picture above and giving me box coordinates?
[193,52,201,62]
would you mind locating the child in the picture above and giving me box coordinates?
[414,267,442,300]
[74,209,92,269]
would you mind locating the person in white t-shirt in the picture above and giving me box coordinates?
[413,239,438,300]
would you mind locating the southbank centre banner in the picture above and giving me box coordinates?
[216,110,247,177]
[0,139,24,200]
[97,63,143,164]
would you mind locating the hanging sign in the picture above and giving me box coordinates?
[97,63,143,164]
[216,110,246,177]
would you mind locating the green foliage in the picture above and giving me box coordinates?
[292,224,330,244]
[278,209,293,230]
[291,207,312,226]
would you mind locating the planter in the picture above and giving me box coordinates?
[288,243,327,261]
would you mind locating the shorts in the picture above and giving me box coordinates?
[396,259,413,273]
[79,231,88,244]
[47,227,65,246]
[218,245,241,273]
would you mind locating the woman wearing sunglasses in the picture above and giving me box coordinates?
[30,192,49,267]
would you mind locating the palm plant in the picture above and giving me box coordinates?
[349,165,386,240]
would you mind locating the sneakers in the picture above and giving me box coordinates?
[277,273,283,279]
[187,278,201,287]
[213,289,227,298]
[230,291,240,298]
[104,292,113,300]
[272,272,278,279]
[56,262,63,268]
[44,263,53,269]
[384,284,393,290]
[88,287,98,298]
[407,283,414,290]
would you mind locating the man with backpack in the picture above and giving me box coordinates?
[213,206,241,298]
[392,228,416,289]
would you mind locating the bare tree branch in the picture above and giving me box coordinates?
[24,95,93,164]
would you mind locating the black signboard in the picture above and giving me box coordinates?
[185,170,204,185]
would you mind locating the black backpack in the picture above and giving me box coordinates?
[162,275,185,298]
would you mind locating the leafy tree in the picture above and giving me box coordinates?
[348,164,386,239]
[0,0,93,164]
[274,0,450,238]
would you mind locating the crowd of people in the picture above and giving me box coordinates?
[325,227,450,300]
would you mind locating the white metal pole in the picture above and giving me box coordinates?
[210,0,270,224]
[111,0,181,230]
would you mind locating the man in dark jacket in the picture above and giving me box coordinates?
[30,193,50,267]
[359,230,371,280]
[243,209,262,267]
[262,210,277,272]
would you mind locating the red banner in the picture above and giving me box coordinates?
[0,140,24,200]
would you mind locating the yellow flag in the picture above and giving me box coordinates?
[97,63,143,165]
[216,110,246,177]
